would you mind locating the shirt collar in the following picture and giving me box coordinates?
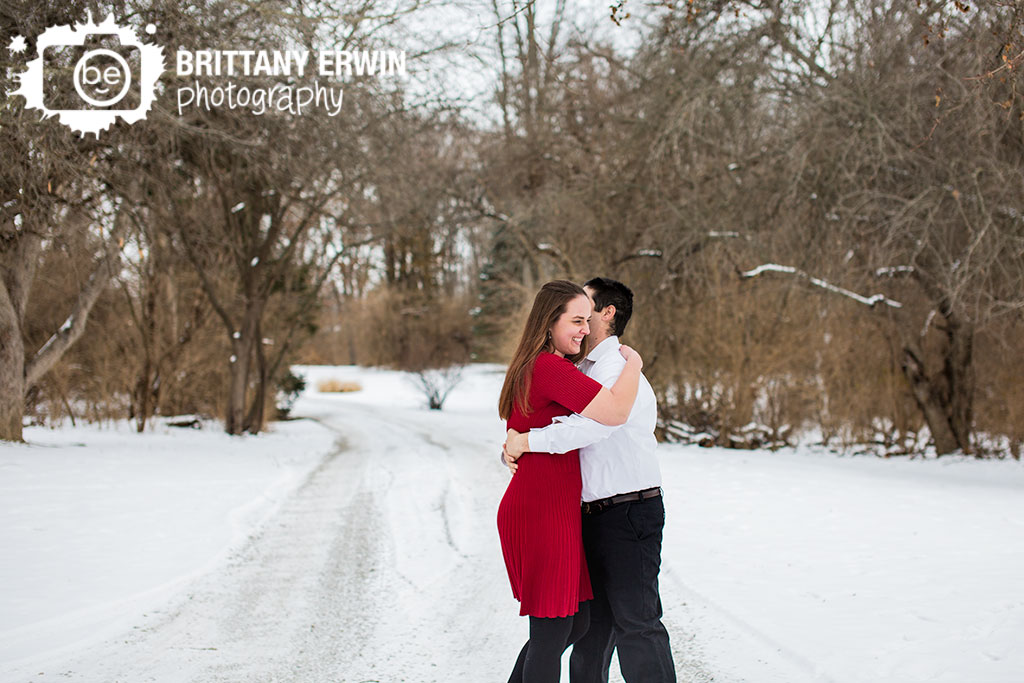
[585,335,620,363]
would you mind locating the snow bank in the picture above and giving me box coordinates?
[292,362,507,414]
[0,417,336,668]
[660,446,1024,682]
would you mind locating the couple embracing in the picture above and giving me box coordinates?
[497,278,676,683]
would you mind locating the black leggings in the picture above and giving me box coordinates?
[508,602,591,683]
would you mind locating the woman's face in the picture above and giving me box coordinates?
[549,294,591,357]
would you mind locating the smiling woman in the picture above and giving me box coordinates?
[548,294,591,358]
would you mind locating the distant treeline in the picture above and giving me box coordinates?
[2,1,1021,456]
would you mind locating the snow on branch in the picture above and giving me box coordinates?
[741,264,903,309]
[875,266,915,278]
[535,242,572,273]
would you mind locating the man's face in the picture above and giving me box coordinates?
[583,286,609,339]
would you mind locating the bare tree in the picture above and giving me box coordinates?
[737,1,1024,453]
[0,1,139,441]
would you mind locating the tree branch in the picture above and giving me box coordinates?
[741,263,903,309]
[25,212,130,388]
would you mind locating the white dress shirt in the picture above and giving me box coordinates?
[527,336,662,502]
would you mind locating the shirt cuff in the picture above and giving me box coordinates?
[527,428,554,454]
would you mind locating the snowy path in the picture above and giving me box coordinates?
[13,396,716,682]
[23,400,503,681]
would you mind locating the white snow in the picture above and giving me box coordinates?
[2,364,1023,682]
[875,265,915,277]
[0,418,336,672]
[662,448,1024,683]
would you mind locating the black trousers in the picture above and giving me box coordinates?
[509,602,590,683]
[569,495,676,683]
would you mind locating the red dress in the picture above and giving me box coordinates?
[497,352,603,617]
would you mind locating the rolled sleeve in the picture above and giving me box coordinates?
[529,413,619,453]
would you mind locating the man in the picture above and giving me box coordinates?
[503,277,676,683]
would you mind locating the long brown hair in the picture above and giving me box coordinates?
[498,280,591,420]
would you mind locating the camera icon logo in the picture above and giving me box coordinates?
[75,48,133,107]
[8,13,165,137]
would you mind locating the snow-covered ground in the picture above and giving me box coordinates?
[0,415,338,673]
[1,364,1022,682]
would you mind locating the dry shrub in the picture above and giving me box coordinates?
[812,306,924,453]
[411,366,463,410]
[629,251,929,451]
[632,260,822,447]
[494,293,533,363]
[302,288,474,371]
[973,319,1024,458]
[24,237,228,427]
[25,241,137,424]
[316,379,363,393]
[642,263,1021,453]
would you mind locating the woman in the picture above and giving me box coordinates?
[497,280,643,682]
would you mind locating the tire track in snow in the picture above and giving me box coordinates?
[32,418,392,682]
[660,562,834,683]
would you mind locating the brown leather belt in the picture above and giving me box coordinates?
[581,487,662,515]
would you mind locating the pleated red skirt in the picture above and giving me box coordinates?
[497,448,593,617]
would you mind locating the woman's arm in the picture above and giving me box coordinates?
[579,345,642,426]
[505,414,618,460]
[505,346,642,459]
[504,347,641,461]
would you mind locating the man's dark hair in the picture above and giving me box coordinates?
[584,277,634,337]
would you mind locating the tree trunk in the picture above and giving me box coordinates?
[0,221,42,443]
[243,320,267,434]
[132,366,153,433]
[944,316,974,453]
[132,282,158,432]
[0,285,25,442]
[899,303,975,456]
[225,340,251,436]
[225,305,262,435]
[901,344,967,455]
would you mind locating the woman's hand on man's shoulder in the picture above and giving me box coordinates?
[618,344,643,369]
